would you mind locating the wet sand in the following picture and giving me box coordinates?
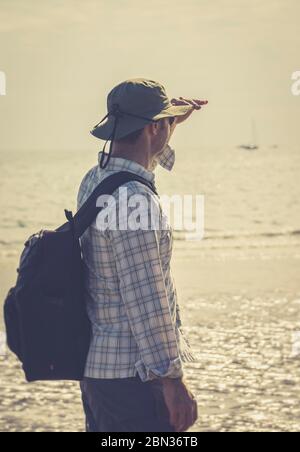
[1,245,300,432]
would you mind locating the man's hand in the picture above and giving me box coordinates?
[170,97,208,125]
[161,378,198,432]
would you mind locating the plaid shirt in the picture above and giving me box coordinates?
[77,146,198,382]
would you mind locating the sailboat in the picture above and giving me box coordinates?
[239,119,259,150]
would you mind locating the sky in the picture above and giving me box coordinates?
[0,0,299,151]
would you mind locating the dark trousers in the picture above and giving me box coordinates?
[80,374,175,432]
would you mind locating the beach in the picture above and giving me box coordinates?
[1,243,300,432]
[0,146,300,432]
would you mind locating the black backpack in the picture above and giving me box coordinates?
[3,171,157,382]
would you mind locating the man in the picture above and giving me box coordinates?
[77,78,208,432]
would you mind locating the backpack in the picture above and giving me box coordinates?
[3,171,157,382]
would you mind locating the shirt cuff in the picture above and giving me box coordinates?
[134,357,184,382]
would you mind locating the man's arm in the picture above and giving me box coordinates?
[108,189,198,431]
[109,225,184,380]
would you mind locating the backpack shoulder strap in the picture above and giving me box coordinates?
[73,171,157,238]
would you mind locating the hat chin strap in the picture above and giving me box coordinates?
[99,111,119,169]
[95,104,158,169]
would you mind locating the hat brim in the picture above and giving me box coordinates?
[90,104,192,141]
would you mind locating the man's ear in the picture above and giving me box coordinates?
[148,120,161,136]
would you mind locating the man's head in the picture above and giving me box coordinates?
[111,116,176,163]
[90,78,191,168]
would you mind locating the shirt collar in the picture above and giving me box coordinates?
[154,143,175,172]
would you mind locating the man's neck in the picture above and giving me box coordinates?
[111,146,154,171]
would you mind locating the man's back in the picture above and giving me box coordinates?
[77,150,197,383]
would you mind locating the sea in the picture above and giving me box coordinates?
[0,144,299,260]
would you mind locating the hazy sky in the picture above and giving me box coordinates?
[0,0,299,151]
